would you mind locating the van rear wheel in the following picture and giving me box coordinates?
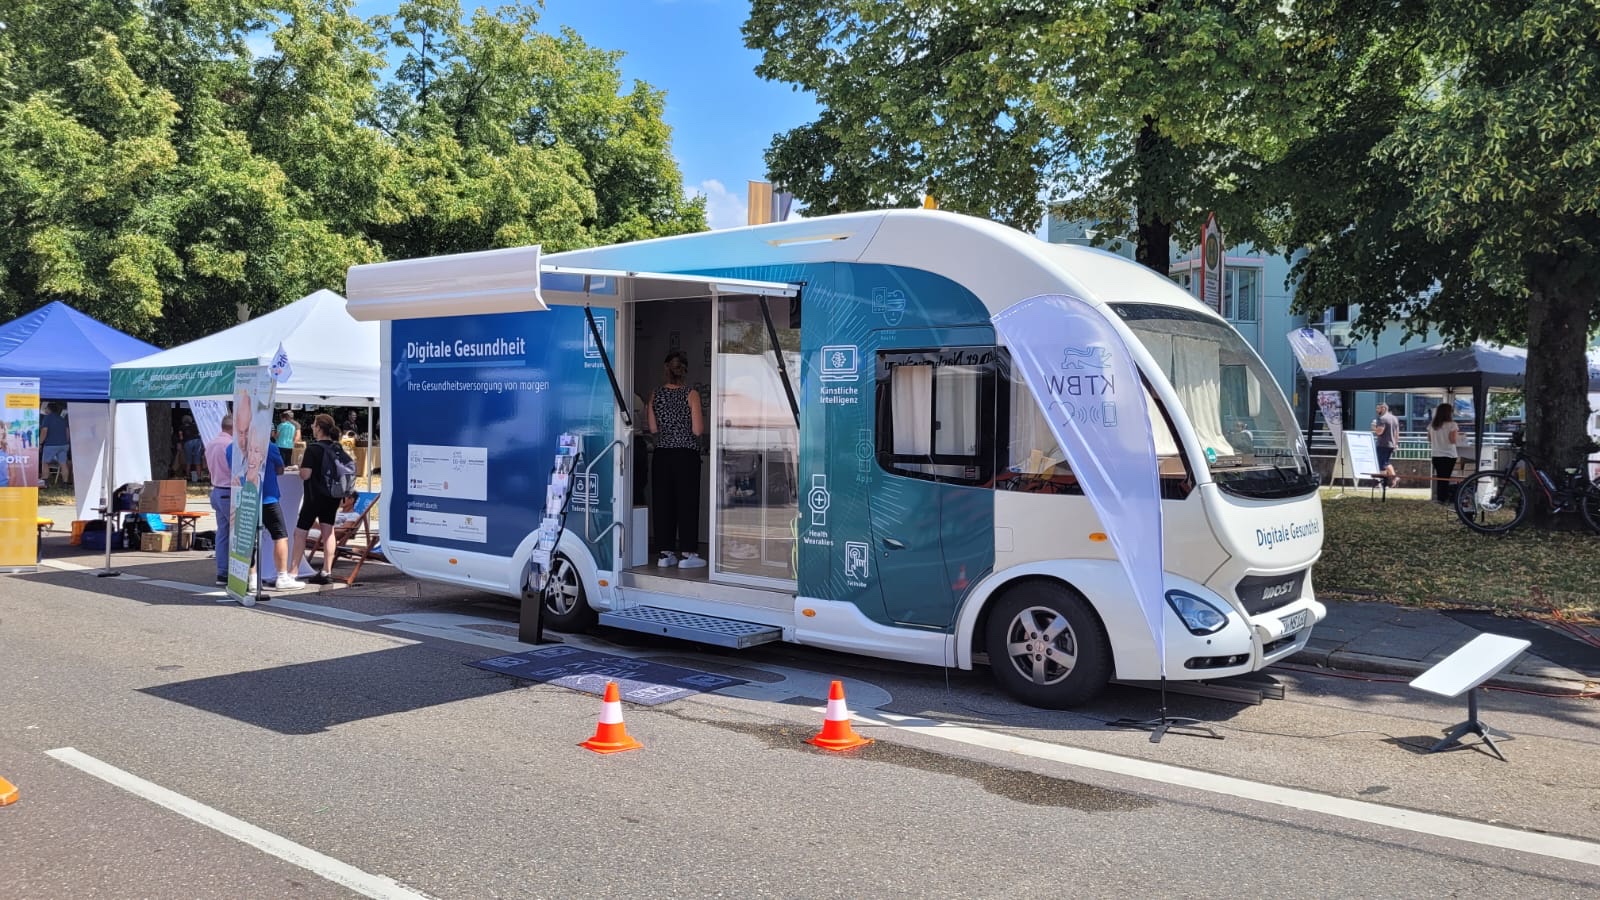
[985,584,1111,709]
[539,555,597,631]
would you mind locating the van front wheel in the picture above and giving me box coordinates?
[985,584,1111,709]
[539,555,597,632]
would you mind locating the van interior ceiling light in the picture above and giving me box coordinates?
[1166,590,1229,635]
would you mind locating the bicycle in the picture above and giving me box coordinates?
[1453,446,1600,535]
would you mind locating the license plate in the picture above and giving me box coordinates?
[1279,609,1311,635]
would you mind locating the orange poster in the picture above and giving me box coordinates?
[0,377,42,571]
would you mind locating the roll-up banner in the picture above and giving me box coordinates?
[1287,327,1340,377]
[992,295,1167,674]
[0,377,42,571]
[227,366,276,602]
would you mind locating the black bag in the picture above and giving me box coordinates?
[193,531,216,551]
[319,442,358,499]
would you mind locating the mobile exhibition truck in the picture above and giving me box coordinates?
[345,209,1327,708]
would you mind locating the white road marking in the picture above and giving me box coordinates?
[853,710,1600,868]
[59,563,1590,867]
[44,747,435,900]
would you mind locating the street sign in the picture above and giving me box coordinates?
[1201,212,1225,314]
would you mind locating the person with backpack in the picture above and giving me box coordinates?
[292,413,354,584]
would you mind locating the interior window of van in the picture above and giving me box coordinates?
[876,349,995,485]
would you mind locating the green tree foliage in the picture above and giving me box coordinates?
[1274,0,1600,486]
[0,0,705,345]
[743,0,1313,270]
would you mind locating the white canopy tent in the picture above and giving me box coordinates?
[102,289,380,573]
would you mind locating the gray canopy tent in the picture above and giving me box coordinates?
[1308,342,1600,468]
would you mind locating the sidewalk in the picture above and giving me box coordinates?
[33,506,1600,693]
[1290,599,1599,692]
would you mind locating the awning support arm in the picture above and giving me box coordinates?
[756,294,802,427]
[584,304,632,429]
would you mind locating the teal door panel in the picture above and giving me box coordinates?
[868,327,996,630]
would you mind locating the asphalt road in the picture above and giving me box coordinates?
[4,559,1600,898]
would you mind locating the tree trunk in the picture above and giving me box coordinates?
[1523,257,1597,529]
[1133,120,1172,275]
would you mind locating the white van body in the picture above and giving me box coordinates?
[348,209,1327,707]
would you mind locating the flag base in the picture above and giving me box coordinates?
[1107,678,1224,744]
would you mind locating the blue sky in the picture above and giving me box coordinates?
[343,0,820,229]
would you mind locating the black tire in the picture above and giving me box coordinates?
[537,555,597,631]
[984,582,1112,709]
[1580,479,1600,535]
[1454,471,1529,535]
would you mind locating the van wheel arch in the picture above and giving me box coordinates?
[977,577,1113,709]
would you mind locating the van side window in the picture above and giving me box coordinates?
[875,348,997,486]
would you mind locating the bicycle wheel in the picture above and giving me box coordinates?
[1454,471,1529,535]
[1580,479,1600,535]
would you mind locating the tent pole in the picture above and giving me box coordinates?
[99,399,119,577]
[365,404,374,491]
[1474,383,1487,473]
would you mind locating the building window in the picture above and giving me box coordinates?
[1223,267,1260,322]
[875,348,997,486]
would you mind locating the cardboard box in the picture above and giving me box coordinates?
[141,532,175,552]
[137,480,188,513]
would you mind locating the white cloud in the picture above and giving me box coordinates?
[688,179,748,230]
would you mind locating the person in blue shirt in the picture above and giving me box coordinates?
[40,403,70,482]
[227,440,302,591]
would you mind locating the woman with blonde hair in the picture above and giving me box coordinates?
[648,350,705,569]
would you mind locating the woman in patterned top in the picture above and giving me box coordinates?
[648,350,705,568]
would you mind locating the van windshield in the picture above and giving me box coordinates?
[1111,303,1318,499]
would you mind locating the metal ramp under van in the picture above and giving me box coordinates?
[598,606,783,649]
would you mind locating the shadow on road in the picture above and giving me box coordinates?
[138,643,528,735]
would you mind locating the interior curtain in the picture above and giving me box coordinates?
[934,366,979,455]
[892,366,932,454]
[1173,336,1231,453]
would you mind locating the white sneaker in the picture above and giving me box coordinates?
[656,552,679,568]
[274,574,304,590]
[677,553,707,570]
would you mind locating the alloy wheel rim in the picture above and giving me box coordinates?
[1004,605,1079,686]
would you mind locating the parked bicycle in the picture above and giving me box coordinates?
[1454,445,1600,535]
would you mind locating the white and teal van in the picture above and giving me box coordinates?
[346,209,1326,708]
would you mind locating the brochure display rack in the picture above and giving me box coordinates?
[521,433,581,644]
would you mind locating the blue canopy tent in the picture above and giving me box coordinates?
[0,302,159,520]
[0,301,159,399]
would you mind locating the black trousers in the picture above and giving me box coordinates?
[1431,456,1457,502]
[652,448,701,554]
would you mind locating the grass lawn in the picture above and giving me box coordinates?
[1316,488,1600,617]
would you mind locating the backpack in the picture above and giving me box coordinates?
[319,441,358,499]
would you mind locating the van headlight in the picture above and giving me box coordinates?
[1166,590,1229,635]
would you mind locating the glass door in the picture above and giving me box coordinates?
[711,294,800,586]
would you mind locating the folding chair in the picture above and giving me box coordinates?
[305,491,380,585]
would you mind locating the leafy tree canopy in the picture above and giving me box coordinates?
[744,0,1318,269]
[0,0,705,345]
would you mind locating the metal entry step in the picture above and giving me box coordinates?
[598,606,783,649]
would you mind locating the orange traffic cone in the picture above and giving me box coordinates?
[0,775,17,806]
[806,680,873,752]
[580,682,644,754]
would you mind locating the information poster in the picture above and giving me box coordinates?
[0,377,42,571]
[227,366,275,601]
[388,307,615,561]
[1343,431,1380,485]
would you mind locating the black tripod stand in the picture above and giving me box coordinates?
[1108,677,1224,743]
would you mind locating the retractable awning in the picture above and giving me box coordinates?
[345,246,796,322]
